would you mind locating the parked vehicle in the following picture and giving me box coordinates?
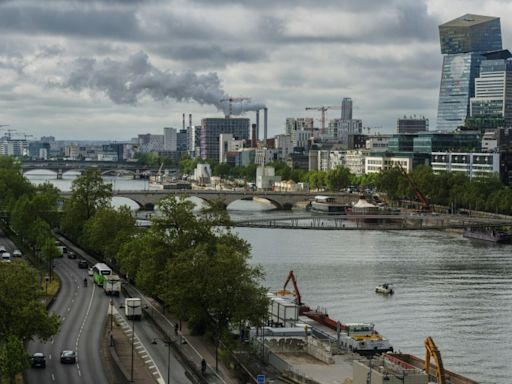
[125,298,142,320]
[31,353,46,368]
[12,249,22,257]
[103,274,121,296]
[1,252,11,263]
[0,245,6,253]
[60,350,76,364]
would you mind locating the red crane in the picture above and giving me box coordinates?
[397,162,431,212]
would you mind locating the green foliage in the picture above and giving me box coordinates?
[81,206,138,261]
[113,195,268,336]
[61,170,112,239]
[0,262,60,343]
[0,336,28,382]
[135,152,176,167]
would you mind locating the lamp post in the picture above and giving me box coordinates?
[151,337,171,384]
[109,299,114,346]
[127,301,139,383]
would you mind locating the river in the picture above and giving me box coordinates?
[26,171,512,383]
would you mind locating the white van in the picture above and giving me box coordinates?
[2,252,11,262]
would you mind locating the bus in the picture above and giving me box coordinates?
[92,263,112,286]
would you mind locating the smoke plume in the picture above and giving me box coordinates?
[58,51,228,108]
[57,51,266,116]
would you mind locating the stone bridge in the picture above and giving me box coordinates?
[61,190,358,210]
[21,160,156,179]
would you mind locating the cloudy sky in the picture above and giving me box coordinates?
[0,0,511,141]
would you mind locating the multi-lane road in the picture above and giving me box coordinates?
[16,235,192,384]
[25,255,111,384]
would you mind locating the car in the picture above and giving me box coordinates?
[31,353,46,368]
[60,350,76,364]
[1,253,11,263]
[88,267,94,276]
[78,259,88,269]
[0,245,6,254]
[12,249,22,258]
[67,251,77,259]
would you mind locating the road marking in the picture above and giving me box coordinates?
[75,283,96,357]
[77,363,81,377]
[51,373,55,381]
[49,354,52,360]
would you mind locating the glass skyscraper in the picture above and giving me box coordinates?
[437,14,502,131]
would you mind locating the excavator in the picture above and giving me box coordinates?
[424,336,446,384]
[396,162,431,212]
[277,270,303,305]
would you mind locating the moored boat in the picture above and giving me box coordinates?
[463,227,512,243]
[309,195,351,214]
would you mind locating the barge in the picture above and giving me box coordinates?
[463,227,512,243]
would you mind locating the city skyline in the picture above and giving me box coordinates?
[1,0,511,140]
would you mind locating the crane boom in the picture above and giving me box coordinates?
[305,105,342,134]
[396,162,430,212]
[424,336,446,384]
[282,270,302,305]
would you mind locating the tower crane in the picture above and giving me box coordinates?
[219,97,251,117]
[304,105,342,134]
[424,336,446,384]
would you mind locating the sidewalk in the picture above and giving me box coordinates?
[105,306,161,384]
[124,284,239,384]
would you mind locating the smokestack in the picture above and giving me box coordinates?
[264,107,268,143]
[251,124,257,148]
[182,113,185,131]
[189,113,192,129]
[255,110,260,142]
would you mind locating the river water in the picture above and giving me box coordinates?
[26,171,512,383]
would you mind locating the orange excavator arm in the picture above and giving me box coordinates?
[424,336,446,384]
[397,162,431,211]
[283,270,302,305]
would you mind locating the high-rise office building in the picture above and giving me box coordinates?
[470,58,512,127]
[341,97,352,121]
[200,117,250,160]
[163,127,177,152]
[437,14,502,131]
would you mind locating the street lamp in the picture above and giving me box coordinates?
[126,301,140,383]
[109,299,114,346]
[151,337,172,384]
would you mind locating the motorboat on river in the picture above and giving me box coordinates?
[375,283,394,295]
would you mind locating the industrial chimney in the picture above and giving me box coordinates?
[251,124,257,148]
[182,113,185,131]
[189,114,192,129]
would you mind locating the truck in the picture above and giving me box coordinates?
[124,298,142,320]
[103,274,121,296]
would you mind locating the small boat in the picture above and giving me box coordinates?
[375,283,394,295]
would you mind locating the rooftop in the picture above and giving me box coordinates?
[440,14,499,28]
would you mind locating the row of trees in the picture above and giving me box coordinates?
[62,170,269,337]
[0,158,61,382]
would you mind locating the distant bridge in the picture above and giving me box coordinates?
[59,190,358,210]
[20,160,157,179]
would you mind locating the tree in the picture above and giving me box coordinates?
[325,166,352,191]
[0,336,27,384]
[81,206,138,261]
[0,262,60,342]
[61,169,112,239]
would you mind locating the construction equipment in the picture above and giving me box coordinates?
[424,336,446,384]
[397,162,431,212]
[280,270,303,305]
[304,105,342,134]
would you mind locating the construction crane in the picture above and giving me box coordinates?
[304,105,342,134]
[424,336,446,384]
[396,162,431,212]
[219,97,251,117]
